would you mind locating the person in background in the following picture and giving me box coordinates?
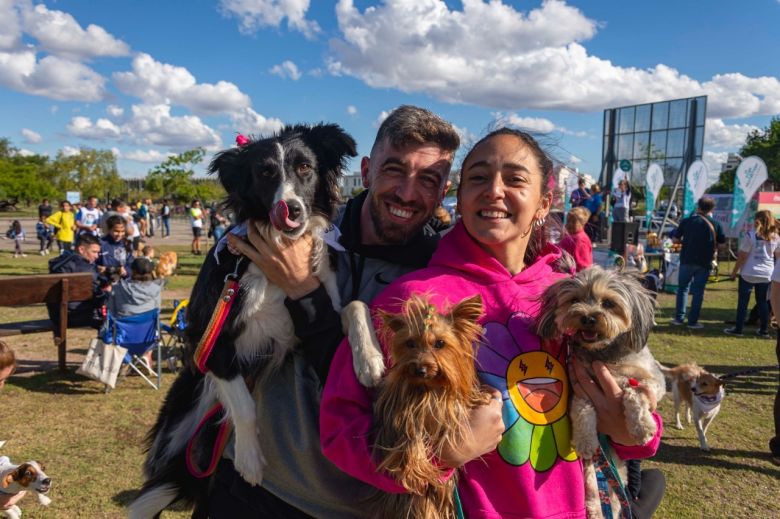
[47,234,110,340]
[46,200,76,254]
[570,177,590,207]
[98,215,133,279]
[189,199,204,255]
[136,199,149,238]
[584,183,604,242]
[613,179,631,222]
[161,199,171,238]
[35,215,53,255]
[209,203,228,244]
[560,206,593,271]
[7,220,25,258]
[428,204,453,233]
[670,196,725,329]
[145,198,155,237]
[141,244,155,260]
[75,196,102,237]
[37,198,52,219]
[725,210,780,338]
[768,261,780,466]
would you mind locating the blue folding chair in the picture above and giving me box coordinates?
[100,308,162,390]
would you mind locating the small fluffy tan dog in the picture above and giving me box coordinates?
[154,251,178,278]
[537,266,664,519]
[0,456,52,519]
[656,362,724,451]
[370,294,492,519]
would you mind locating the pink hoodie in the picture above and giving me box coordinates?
[320,222,661,518]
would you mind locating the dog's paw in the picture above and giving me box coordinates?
[353,349,385,387]
[234,438,267,486]
[674,422,684,430]
[37,494,52,507]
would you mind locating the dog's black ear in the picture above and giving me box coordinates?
[208,147,245,194]
[302,124,358,215]
[536,278,567,339]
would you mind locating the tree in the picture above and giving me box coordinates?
[740,117,780,185]
[49,147,124,201]
[146,148,206,202]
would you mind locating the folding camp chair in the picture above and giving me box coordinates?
[101,308,162,390]
[160,299,188,373]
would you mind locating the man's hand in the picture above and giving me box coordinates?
[0,490,26,509]
[227,222,320,300]
[439,387,504,468]
[569,358,656,446]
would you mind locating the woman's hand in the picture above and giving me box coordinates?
[227,222,320,300]
[0,490,26,509]
[439,387,504,468]
[569,358,656,446]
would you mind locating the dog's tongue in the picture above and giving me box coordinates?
[270,200,301,231]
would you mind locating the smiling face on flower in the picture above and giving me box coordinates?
[507,351,568,426]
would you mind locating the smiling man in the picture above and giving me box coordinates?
[205,105,465,518]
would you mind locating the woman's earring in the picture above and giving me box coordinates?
[534,217,546,228]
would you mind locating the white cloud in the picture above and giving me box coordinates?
[330,0,780,120]
[219,0,320,37]
[493,112,556,133]
[67,116,122,140]
[229,107,284,137]
[14,148,34,157]
[110,147,120,158]
[124,104,223,150]
[20,3,130,60]
[0,0,22,51]
[0,50,106,101]
[704,118,758,150]
[269,60,301,80]
[114,53,251,115]
[21,128,41,143]
[373,109,391,128]
[123,149,173,163]
[50,105,58,114]
[346,105,357,115]
[61,145,81,157]
[569,154,582,165]
[107,105,124,118]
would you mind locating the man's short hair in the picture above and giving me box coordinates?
[105,215,125,230]
[76,233,100,248]
[698,196,715,214]
[370,105,460,157]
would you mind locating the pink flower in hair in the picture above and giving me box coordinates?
[236,134,250,147]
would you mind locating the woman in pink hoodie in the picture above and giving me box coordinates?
[320,129,661,519]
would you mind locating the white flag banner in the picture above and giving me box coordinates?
[683,160,709,217]
[612,168,627,192]
[645,163,664,226]
[731,156,768,228]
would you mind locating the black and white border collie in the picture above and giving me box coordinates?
[130,124,365,517]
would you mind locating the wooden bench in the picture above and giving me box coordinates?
[0,273,95,371]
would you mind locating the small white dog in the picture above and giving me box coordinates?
[0,456,52,519]
[657,362,724,451]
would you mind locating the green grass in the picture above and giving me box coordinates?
[1,257,778,518]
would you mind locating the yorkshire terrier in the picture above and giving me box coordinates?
[537,266,665,519]
[371,294,492,519]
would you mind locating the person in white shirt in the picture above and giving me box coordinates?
[613,179,632,222]
[725,210,780,338]
[76,196,103,236]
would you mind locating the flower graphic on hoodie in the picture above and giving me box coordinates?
[477,312,577,471]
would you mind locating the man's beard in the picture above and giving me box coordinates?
[368,193,423,245]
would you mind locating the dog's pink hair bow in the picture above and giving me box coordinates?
[236,134,250,147]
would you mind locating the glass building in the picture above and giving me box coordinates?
[601,96,707,188]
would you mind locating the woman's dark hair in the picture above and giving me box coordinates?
[11,220,21,234]
[105,215,125,230]
[458,127,560,268]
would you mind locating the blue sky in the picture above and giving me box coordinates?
[1,0,779,180]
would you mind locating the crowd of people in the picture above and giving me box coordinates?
[3,104,779,518]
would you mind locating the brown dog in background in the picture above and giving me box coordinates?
[656,362,724,451]
[154,251,178,279]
